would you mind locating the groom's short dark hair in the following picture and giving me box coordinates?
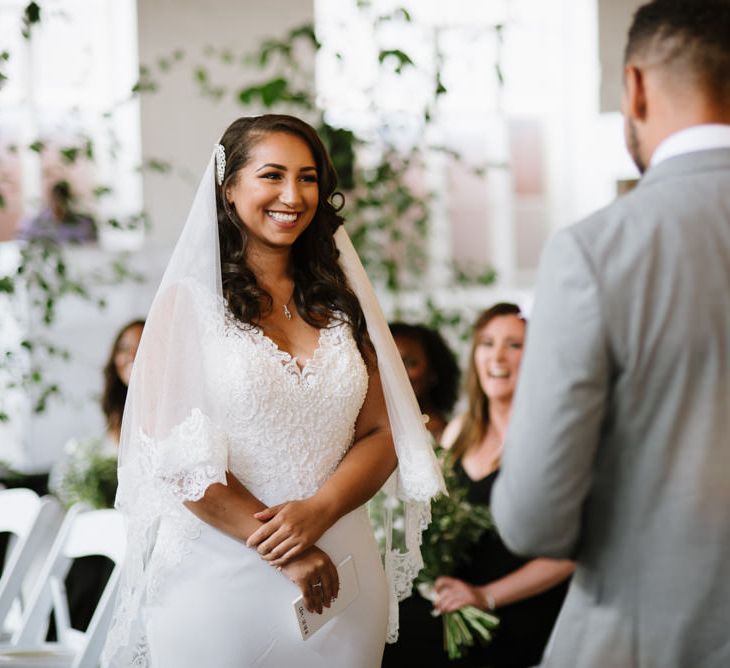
[625,0,730,106]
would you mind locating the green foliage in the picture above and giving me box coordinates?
[0,50,9,90]
[419,449,499,660]
[442,605,499,660]
[453,263,498,287]
[21,2,41,40]
[50,438,118,509]
[378,48,415,74]
[317,123,357,190]
[417,448,493,584]
[0,240,143,420]
[238,77,312,109]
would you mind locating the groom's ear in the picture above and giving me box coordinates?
[623,64,648,122]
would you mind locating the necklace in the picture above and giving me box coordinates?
[282,290,295,320]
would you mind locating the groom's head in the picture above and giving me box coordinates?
[621,0,730,173]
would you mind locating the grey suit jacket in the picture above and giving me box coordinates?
[492,148,730,668]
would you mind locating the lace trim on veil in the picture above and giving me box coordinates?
[102,409,227,667]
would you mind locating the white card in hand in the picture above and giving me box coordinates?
[293,555,359,640]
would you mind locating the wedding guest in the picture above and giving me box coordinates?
[383,303,573,668]
[17,180,97,244]
[52,318,145,505]
[390,322,460,441]
[102,319,145,444]
[492,2,730,665]
[50,319,144,634]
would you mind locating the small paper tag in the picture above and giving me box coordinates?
[293,555,359,640]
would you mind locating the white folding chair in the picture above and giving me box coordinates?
[0,505,126,668]
[0,489,63,640]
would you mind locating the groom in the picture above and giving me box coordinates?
[492,1,730,666]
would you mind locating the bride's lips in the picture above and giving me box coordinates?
[267,210,302,229]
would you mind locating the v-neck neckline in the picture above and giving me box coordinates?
[252,324,329,376]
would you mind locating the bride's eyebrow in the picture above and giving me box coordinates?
[255,163,317,172]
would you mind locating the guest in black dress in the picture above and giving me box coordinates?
[383,303,574,668]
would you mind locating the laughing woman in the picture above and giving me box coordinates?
[384,303,574,668]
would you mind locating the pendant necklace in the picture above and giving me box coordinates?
[282,290,295,321]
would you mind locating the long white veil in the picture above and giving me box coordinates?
[102,148,444,664]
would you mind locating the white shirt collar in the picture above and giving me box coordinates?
[650,124,730,168]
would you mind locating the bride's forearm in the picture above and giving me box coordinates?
[184,472,268,542]
[312,427,397,527]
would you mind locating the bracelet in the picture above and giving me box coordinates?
[483,588,497,611]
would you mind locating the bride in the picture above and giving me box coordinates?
[102,114,443,667]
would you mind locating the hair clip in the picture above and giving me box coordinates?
[214,143,226,186]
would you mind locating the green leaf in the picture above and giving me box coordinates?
[28,140,45,153]
[60,147,80,164]
[288,23,320,50]
[25,2,40,24]
[378,49,414,74]
[142,158,172,173]
[0,276,14,293]
[435,72,447,96]
[93,185,113,198]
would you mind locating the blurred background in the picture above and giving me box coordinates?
[0,0,642,477]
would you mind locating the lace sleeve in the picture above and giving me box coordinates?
[142,408,229,502]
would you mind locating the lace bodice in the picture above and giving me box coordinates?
[103,290,370,667]
[212,315,369,505]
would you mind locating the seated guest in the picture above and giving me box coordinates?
[50,319,143,632]
[390,322,460,441]
[383,304,574,668]
[17,180,97,244]
[52,318,145,504]
[102,319,145,444]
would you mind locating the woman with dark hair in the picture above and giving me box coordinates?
[390,322,460,440]
[103,115,443,667]
[101,319,145,443]
[52,319,145,507]
[50,319,143,635]
[384,303,573,667]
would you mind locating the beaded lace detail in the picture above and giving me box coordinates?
[104,287,369,666]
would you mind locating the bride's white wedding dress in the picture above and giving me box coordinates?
[135,302,388,667]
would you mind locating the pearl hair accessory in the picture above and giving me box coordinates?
[214,143,226,186]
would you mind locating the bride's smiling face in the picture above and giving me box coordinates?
[225,131,319,249]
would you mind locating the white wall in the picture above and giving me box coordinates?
[137,0,315,247]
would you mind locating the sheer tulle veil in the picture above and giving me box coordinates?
[103,145,444,664]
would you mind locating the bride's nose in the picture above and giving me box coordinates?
[278,178,304,208]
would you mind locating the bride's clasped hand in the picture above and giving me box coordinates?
[249,496,334,566]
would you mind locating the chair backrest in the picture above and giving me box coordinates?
[0,490,63,636]
[11,505,126,668]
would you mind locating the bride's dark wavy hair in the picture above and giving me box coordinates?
[215,114,370,358]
